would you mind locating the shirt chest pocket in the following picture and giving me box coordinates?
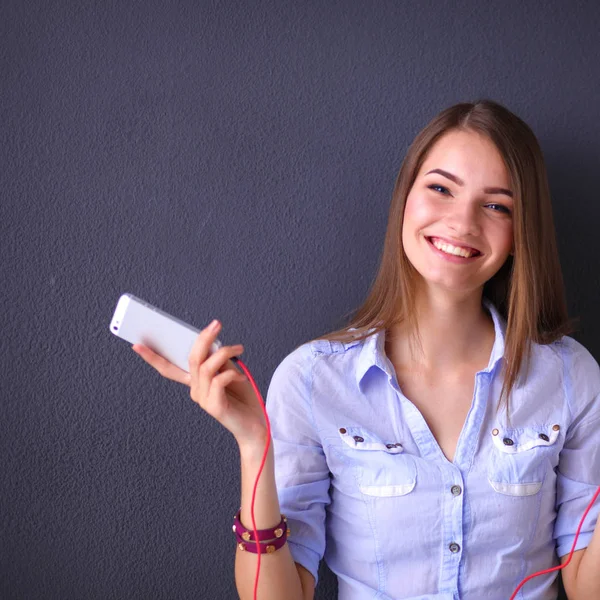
[337,427,417,497]
[487,424,561,497]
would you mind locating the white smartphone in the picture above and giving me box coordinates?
[109,293,222,372]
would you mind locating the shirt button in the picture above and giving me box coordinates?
[449,542,461,553]
[339,428,347,434]
[353,435,364,443]
[451,485,462,496]
[503,437,514,446]
[553,424,561,431]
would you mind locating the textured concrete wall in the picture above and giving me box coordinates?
[2,0,599,598]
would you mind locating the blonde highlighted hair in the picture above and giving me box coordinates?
[316,99,576,415]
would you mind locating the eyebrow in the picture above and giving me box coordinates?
[425,168,513,198]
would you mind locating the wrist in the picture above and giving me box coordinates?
[237,434,272,464]
[233,509,290,554]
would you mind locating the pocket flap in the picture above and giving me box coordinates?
[491,425,560,454]
[488,481,543,496]
[338,427,404,454]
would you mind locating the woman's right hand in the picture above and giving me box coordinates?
[132,319,268,450]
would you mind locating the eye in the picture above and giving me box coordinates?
[486,203,512,215]
[427,184,450,195]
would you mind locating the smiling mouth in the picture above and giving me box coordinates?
[426,237,481,259]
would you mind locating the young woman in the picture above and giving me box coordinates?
[132,100,600,599]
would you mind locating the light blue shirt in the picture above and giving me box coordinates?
[267,299,600,599]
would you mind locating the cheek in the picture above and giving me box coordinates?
[495,221,514,252]
[402,194,437,239]
[402,196,438,269]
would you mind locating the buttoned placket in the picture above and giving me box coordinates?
[398,368,493,595]
[447,370,493,594]
[380,328,499,595]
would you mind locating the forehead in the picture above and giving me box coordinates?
[421,129,510,185]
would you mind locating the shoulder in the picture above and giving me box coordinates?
[552,335,600,388]
[275,335,365,371]
[542,335,600,426]
[266,335,370,436]
[530,335,599,378]
[269,333,370,391]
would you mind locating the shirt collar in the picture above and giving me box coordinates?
[355,297,507,388]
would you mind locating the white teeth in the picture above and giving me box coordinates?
[431,238,476,258]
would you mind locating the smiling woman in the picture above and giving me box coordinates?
[402,129,515,302]
[259,100,600,599]
[136,100,600,600]
[320,102,573,417]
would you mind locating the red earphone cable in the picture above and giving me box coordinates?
[235,358,271,600]
[509,483,600,599]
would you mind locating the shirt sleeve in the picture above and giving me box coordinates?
[554,338,600,558]
[266,343,331,585]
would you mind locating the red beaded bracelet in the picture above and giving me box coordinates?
[232,510,290,554]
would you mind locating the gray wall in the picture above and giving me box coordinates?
[2,1,599,598]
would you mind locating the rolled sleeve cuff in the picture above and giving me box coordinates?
[288,539,322,586]
[556,530,594,559]
[278,482,329,587]
[555,473,600,558]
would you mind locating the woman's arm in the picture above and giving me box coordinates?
[132,323,317,598]
[561,518,600,599]
[234,442,313,600]
[554,339,600,599]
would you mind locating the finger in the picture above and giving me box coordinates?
[189,320,222,367]
[222,364,251,397]
[212,368,247,390]
[199,369,247,415]
[198,345,244,379]
[194,345,244,403]
[189,320,222,397]
[132,345,191,386]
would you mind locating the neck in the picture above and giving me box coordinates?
[386,287,495,373]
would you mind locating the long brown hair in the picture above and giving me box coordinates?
[315,99,576,416]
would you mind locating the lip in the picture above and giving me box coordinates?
[427,236,481,254]
[425,236,482,263]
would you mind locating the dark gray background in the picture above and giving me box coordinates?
[2,1,599,598]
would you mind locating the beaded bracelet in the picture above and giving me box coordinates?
[232,510,290,554]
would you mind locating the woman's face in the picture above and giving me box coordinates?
[402,129,514,298]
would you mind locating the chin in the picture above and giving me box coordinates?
[413,268,485,296]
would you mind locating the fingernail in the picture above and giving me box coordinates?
[210,319,220,330]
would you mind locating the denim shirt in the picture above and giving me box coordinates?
[267,300,600,599]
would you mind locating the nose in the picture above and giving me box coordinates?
[445,201,481,237]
